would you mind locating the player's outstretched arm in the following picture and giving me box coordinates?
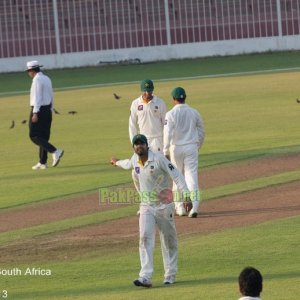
[110,157,133,170]
[110,157,119,166]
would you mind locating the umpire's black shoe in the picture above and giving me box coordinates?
[133,277,152,288]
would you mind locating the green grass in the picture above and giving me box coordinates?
[0,204,138,245]
[1,216,299,300]
[1,53,300,300]
[1,167,299,245]
[1,71,300,208]
[205,169,300,200]
[1,50,300,95]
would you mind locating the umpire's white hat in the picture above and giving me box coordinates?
[26,60,43,71]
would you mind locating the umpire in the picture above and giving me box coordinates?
[26,61,64,170]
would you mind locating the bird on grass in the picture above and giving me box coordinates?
[68,111,77,115]
[9,120,15,129]
[53,108,60,114]
[113,93,121,100]
[296,98,300,103]
[21,120,27,124]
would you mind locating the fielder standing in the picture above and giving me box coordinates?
[129,79,166,152]
[163,87,205,218]
[111,134,191,288]
[129,79,167,191]
[26,61,64,170]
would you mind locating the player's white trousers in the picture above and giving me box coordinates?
[170,144,200,211]
[138,203,178,280]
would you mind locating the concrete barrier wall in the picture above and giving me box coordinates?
[1,0,300,73]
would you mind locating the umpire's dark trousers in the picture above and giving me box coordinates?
[29,105,56,164]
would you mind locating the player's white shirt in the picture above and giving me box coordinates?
[30,72,53,113]
[129,95,167,142]
[163,104,205,155]
[116,150,189,206]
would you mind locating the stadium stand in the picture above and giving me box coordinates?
[0,0,299,58]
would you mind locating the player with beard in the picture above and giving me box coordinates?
[111,134,191,288]
[129,79,167,191]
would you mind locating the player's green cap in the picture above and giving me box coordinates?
[132,134,148,145]
[140,79,154,92]
[171,87,186,99]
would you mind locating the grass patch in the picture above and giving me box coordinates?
[1,71,300,208]
[0,166,299,245]
[204,169,300,200]
[1,216,298,300]
[0,204,137,245]
[1,51,300,95]
[0,53,299,300]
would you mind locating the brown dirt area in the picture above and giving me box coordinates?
[0,153,300,262]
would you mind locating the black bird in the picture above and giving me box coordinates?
[297,98,300,103]
[68,111,77,115]
[113,93,121,100]
[21,120,27,124]
[53,108,60,114]
[9,120,15,129]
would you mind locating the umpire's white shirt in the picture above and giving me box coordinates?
[238,297,262,300]
[116,150,189,206]
[163,104,205,155]
[129,96,167,142]
[30,72,53,113]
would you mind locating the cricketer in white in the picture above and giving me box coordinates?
[111,134,190,288]
[164,87,205,218]
[129,79,167,192]
[129,79,167,153]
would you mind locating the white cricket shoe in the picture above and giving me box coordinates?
[164,275,176,284]
[52,149,64,167]
[32,163,48,170]
[133,277,152,288]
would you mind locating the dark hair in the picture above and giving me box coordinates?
[173,96,186,103]
[239,267,263,297]
[27,67,40,73]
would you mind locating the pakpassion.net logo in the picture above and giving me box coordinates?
[99,187,194,205]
